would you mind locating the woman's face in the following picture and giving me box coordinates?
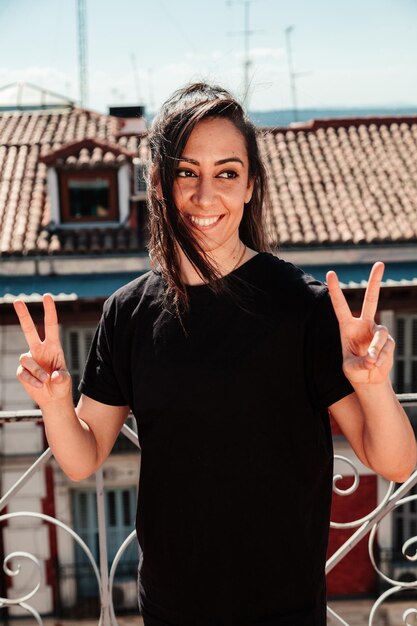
[173,117,254,253]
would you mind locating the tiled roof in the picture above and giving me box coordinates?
[1,107,417,257]
[40,138,136,168]
[0,107,144,256]
[260,117,417,247]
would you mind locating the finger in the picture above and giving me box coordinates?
[345,354,375,371]
[361,262,385,321]
[366,325,389,363]
[43,294,60,342]
[13,299,42,348]
[376,335,395,367]
[326,270,352,324]
[19,354,49,382]
[50,369,71,384]
[16,364,44,389]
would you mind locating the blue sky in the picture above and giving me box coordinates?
[1,0,417,113]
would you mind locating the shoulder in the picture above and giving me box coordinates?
[252,252,328,305]
[102,270,164,319]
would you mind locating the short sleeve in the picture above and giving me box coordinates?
[78,298,128,406]
[305,289,354,410]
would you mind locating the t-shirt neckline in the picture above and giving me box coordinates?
[184,251,268,291]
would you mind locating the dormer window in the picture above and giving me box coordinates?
[59,170,118,223]
[41,138,135,227]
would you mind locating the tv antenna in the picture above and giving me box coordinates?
[77,0,88,107]
[285,26,311,123]
[227,0,262,109]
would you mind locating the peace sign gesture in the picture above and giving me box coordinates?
[13,294,72,407]
[326,262,395,386]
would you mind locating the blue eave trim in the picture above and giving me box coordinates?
[301,261,417,285]
[1,261,417,299]
[0,272,146,299]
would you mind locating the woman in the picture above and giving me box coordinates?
[14,83,416,626]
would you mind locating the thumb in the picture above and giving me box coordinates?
[50,369,71,384]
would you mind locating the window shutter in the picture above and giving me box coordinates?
[65,327,96,402]
[395,315,417,394]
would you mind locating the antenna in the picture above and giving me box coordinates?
[227,0,261,109]
[77,0,88,107]
[285,26,297,122]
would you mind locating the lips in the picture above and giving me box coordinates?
[188,214,224,229]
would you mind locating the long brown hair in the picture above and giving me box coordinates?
[147,82,272,312]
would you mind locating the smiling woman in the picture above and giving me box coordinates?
[13,82,416,626]
[172,117,255,283]
[147,82,271,309]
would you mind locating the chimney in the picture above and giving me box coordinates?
[109,105,147,136]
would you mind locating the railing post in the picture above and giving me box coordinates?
[96,468,114,626]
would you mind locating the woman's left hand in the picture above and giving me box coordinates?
[326,262,395,386]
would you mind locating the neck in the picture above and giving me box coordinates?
[178,239,254,286]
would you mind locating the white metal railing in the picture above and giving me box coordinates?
[0,395,417,625]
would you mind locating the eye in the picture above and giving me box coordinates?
[176,168,197,178]
[217,170,239,179]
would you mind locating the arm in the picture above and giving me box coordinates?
[40,393,129,481]
[326,263,417,483]
[329,386,416,482]
[13,294,129,481]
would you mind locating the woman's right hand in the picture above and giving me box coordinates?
[13,294,72,407]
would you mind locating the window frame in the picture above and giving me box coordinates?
[63,325,96,403]
[394,313,417,394]
[59,169,119,224]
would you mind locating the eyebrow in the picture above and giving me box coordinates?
[177,157,245,167]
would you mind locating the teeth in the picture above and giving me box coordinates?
[190,215,220,226]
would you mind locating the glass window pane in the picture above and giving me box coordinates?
[412,361,417,393]
[85,331,94,356]
[395,360,404,393]
[69,177,111,218]
[396,318,405,356]
[70,331,80,369]
[107,491,116,527]
[79,492,88,528]
[395,517,404,549]
[413,319,417,356]
[123,490,131,526]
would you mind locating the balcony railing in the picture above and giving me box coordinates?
[1,394,417,626]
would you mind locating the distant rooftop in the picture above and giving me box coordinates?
[250,107,417,129]
[0,81,75,111]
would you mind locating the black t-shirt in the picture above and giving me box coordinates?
[79,252,354,626]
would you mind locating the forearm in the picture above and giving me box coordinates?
[41,394,99,481]
[355,379,417,482]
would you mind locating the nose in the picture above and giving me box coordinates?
[191,175,216,210]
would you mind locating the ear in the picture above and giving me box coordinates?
[244,176,255,204]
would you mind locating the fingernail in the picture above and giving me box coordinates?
[40,372,48,382]
[368,349,377,360]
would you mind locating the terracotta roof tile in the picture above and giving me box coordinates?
[0,106,146,256]
[260,117,417,246]
[1,108,417,256]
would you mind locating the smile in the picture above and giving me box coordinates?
[188,215,224,228]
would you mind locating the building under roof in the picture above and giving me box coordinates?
[0,89,416,309]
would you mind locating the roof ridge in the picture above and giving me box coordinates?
[262,115,417,133]
[40,138,137,164]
